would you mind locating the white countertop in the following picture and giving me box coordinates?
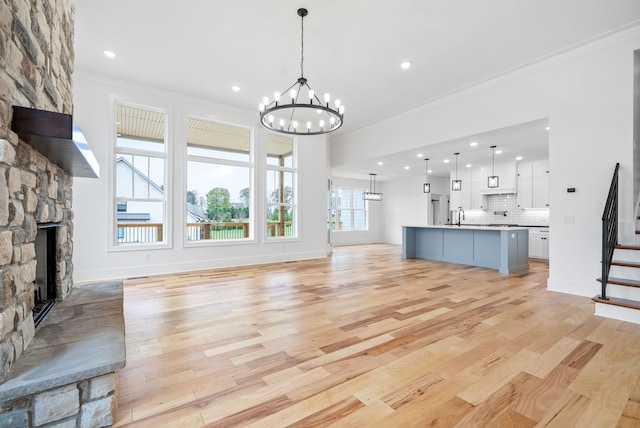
[403,225,529,231]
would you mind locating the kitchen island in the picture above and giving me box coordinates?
[402,225,529,274]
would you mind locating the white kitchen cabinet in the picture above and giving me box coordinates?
[471,168,486,209]
[449,168,471,210]
[534,174,549,207]
[482,161,517,193]
[529,228,549,259]
[471,181,484,209]
[517,160,549,208]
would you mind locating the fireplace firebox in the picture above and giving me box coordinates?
[34,223,59,327]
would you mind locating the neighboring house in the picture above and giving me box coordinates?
[187,203,206,223]
[116,156,165,224]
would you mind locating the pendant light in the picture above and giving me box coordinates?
[363,173,383,201]
[488,145,499,188]
[423,158,431,193]
[452,153,462,191]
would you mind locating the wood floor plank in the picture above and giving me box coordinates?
[108,244,640,427]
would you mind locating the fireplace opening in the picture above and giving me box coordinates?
[34,223,59,327]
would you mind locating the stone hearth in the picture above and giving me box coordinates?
[0,282,125,426]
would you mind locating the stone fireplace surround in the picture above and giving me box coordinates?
[1,1,124,426]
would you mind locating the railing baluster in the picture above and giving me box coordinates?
[601,163,619,300]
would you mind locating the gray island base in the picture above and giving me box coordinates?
[402,225,529,274]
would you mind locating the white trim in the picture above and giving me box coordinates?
[108,96,174,252]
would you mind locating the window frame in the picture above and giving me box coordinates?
[330,186,369,232]
[108,99,171,252]
[265,134,298,241]
[183,115,255,247]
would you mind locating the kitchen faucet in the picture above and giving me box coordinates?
[457,208,465,226]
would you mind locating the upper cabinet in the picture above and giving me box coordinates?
[449,168,472,210]
[481,161,516,194]
[450,167,488,210]
[517,160,549,208]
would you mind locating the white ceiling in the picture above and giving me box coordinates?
[74,1,640,178]
[331,118,550,179]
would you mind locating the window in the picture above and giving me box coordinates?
[114,104,167,246]
[266,134,296,238]
[186,118,252,242]
[330,187,367,231]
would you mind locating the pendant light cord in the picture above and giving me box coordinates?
[490,145,497,175]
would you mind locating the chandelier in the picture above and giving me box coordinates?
[259,8,344,136]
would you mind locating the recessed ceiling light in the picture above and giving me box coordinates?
[404,166,410,170]
[516,156,523,160]
[495,150,503,154]
[232,86,240,92]
[103,50,116,58]
[465,164,472,168]
[401,61,411,69]
[470,141,478,147]
[416,153,423,158]
[427,169,432,174]
[545,126,550,130]
[377,161,384,166]
[443,159,450,163]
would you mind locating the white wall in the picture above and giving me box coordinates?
[72,72,328,282]
[332,25,640,297]
[382,175,449,244]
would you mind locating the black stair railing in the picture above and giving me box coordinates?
[601,163,620,300]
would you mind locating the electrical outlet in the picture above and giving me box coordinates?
[144,252,150,262]
[563,215,574,224]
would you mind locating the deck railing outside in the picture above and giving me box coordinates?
[187,222,250,240]
[117,223,163,243]
[117,221,299,243]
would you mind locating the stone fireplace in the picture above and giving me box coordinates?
[0,1,124,427]
[0,0,76,384]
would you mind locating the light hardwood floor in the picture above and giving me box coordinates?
[113,244,640,427]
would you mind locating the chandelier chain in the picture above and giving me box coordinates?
[300,11,304,79]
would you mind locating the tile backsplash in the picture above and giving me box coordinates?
[461,194,549,226]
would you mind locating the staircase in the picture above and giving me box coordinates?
[593,163,640,324]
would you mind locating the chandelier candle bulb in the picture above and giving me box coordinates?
[274,92,280,102]
[290,89,297,102]
[324,93,331,105]
[307,121,311,131]
[259,103,265,112]
[309,90,314,102]
[335,99,341,108]
[268,115,274,125]
[293,121,298,129]
[339,105,345,115]
[319,120,325,129]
